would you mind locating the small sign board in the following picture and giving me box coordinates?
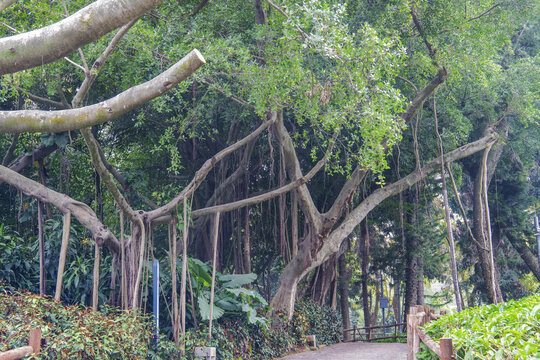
[194,347,216,359]
[380,297,389,309]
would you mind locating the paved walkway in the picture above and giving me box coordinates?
[277,342,407,360]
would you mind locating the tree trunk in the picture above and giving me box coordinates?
[404,217,418,316]
[360,220,371,328]
[308,255,337,306]
[472,153,502,303]
[338,249,351,340]
[416,258,424,306]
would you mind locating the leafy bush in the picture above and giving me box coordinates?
[418,295,540,360]
[291,299,343,345]
[0,288,164,359]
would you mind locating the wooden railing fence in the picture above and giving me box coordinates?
[343,322,406,343]
[407,305,453,360]
[0,329,41,360]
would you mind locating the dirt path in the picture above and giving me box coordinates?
[277,342,408,360]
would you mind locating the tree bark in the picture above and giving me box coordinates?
[0,0,164,74]
[404,207,418,317]
[360,220,371,328]
[505,229,540,281]
[0,144,57,185]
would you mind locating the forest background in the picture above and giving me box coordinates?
[0,0,539,351]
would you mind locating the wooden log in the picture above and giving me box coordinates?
[440,338,453,360]
[0,329,40,360]
[417,327,441,357]
[0,346,33,360]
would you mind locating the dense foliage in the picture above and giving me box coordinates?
[0,288,342,359]
[0,288,160,359]
[418,295,540,360]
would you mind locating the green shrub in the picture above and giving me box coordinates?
[0,288,164,359]
[417,295,540,359]
[292,299,343,345]
[0,287,344,359]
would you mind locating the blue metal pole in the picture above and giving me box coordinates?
[153,259,159,349]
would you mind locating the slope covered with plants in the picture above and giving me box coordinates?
[418,295,540,359]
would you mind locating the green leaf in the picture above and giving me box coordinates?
[220,273,257,288]
[197,293,225,321]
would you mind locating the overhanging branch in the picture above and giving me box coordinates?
[0,49,206,133]
[0,165,120,253]
[0,0,163,74]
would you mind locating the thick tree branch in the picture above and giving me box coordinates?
[401,67,448,123]
[0,49,206,133]
[410,6,437,64]
[0,144,58,185]
[0,165,120,253]
[308,130,499,275]
[191,155,327,218]
[0,0,163,74]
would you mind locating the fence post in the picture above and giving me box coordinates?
[353,325,356,342]
[394,322,398,342]
[29,329,41,354]
[440,338,453,360]
[407,306,419,360]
